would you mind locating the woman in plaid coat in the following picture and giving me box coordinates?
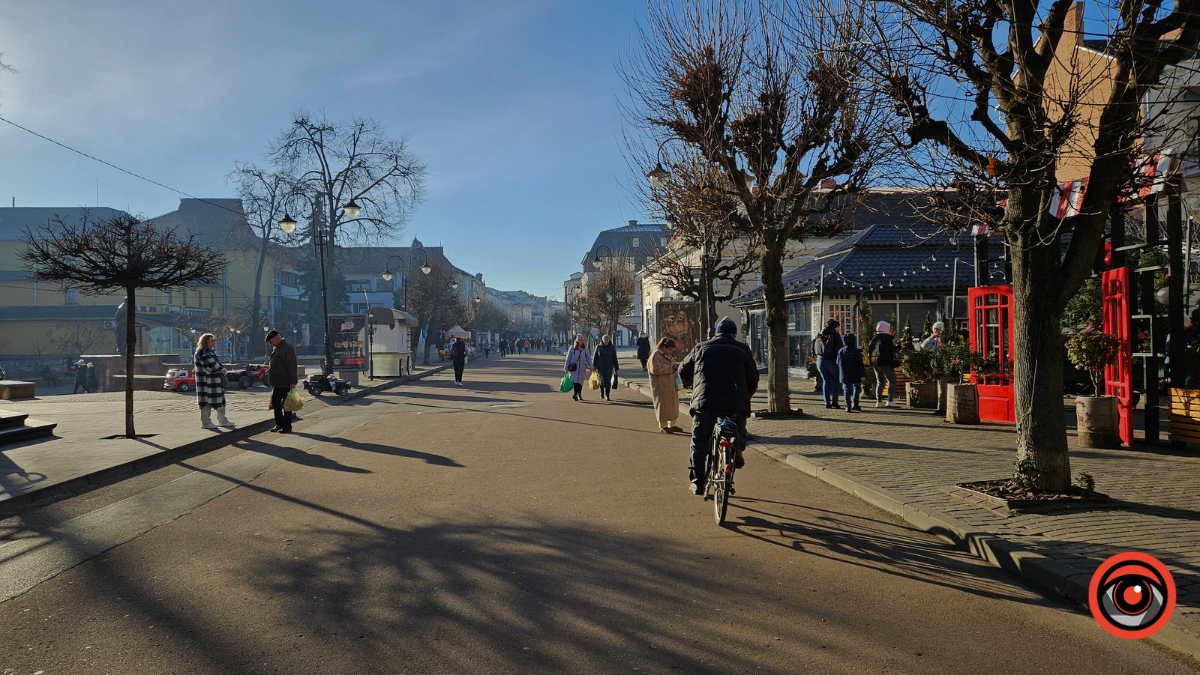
[194,333,234,430]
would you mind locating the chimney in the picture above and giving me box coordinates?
[628,220,637,227]
[1066,2,1084,47]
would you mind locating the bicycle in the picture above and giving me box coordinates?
[705,417,741,525]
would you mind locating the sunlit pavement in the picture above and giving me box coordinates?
[0,354,1194,673]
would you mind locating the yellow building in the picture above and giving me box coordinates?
[0,200,294,363]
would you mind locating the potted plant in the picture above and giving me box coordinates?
[900,349,938,408]
[1066,327,1122,448]
[937,341,994,424]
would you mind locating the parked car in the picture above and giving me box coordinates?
[164,368,196,392]
[224,363,270,389]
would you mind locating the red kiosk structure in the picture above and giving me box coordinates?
[968,285,1016,423]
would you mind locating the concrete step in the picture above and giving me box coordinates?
[0,418,56,446]
[0,411,30,429]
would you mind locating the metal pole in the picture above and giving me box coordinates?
[951,259,959,335]
[1187,216,1193,314]
[817,264,826,328]
[1167,181,1185,448]
[317,227,332,376]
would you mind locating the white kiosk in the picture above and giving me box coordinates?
[368,307,420,376]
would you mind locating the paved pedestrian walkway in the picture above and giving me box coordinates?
[624,370,1200,655]
[0,363,450,510]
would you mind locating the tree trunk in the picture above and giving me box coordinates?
[760,238,791,412]
[1011,235,1071,491]
[250,238,268,360]
[125,286,137,439]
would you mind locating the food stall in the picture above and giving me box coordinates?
[368,307,420,376]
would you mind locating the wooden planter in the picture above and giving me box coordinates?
[946,384,980,424]
[1168,388,1200,445]
[906,382,938,409]
[1075,395,1120,448]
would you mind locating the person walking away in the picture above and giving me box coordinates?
[837,333,866,412]
[450,337,468,387]
[678,317,758,495]
[524,338,531,354]
[648,338,683,433]
[814,320,844,409]
[636,333,652,371]
[194,332,235,429]
[921,321,945,352]
[564,334,594,401]
[868,321,900,407]
[73,359,88,394]
[85,362,99,393]
[265,329,299,433]
[41,365,58,388]
[593,334,619,401]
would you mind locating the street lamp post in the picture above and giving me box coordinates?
[278,196,362,376]
[380,248,431,313]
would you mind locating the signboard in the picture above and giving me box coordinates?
[655,301,701,354]
[328,313,368,370]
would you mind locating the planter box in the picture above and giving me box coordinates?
[906,382,938,409]
[1169,388,1200,445]
[946,383,979,424]
[1075,395,1120,448]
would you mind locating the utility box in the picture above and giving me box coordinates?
[367,307,420,377]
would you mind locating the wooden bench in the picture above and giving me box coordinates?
[0,380,35,400]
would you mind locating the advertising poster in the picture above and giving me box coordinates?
[656,301,701,354]
[328,314,368,370]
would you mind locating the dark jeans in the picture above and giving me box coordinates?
[453,360,465,382]
[689,411,747,487]
[271,387,294,430]
[572,382,583,399]
[74,382,86,394]
[818,358,840,405]
[640,357,648,371]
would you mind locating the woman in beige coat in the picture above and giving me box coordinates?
[648,338,683,433]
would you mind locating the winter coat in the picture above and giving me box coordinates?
[193,347,227,408]
[74,367,88,386]
[648,349,680,424]
[678,334,759,416]
[593,342,619,377]
[868,334,899,368]
[636,336,652,360]
[268,339,298,387]
[836,344,866,384]
[450,341,467,365]
[814,329,844,359]
[85,366,99,390]
[564,344,593,377]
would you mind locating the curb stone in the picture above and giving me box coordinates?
[623,379,1200,661]
[0,362,458,517]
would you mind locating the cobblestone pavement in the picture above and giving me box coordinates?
[626,371,1200,648]
[750,384,1200,640]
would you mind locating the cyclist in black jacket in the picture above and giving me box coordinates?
[678,317,760,495]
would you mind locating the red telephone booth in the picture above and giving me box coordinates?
[968,285,1016,423]
[1102,268,1134,445]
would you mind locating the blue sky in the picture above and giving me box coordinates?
[0,0,651,298]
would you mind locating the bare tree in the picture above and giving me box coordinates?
[873,0,1200,491]
[626,0,892,412]
[588,266,638,339]
[21,212,226,438]
[567,291,603,338]
[640,152,761,334]
[270,112,425,251]
[47,320,106,358]
[406,261,468,364]
[227,163,295,359]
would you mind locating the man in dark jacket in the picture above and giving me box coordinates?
[636,334,652,371]
[678,317,759,495]
[266,329,299,433]
[450,337,468,387]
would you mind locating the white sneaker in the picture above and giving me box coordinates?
[886,401,899,407]
[875,401,882,408]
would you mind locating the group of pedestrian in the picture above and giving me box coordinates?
[811,318,947,411]
[72,359,98,394]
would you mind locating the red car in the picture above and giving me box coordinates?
[224,364,270,389]
[164,368,196,392]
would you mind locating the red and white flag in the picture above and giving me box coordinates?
[1050,176,1089,219]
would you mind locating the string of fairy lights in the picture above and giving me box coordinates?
[782,248,1009,296]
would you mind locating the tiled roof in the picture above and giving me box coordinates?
[731,221,1007,307]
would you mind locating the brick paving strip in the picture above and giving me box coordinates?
[624,373,1200,659]
[0,362,455,514]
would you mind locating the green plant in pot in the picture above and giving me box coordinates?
[901,349,939,409]
[1065,327,1122,448]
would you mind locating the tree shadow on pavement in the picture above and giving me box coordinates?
[724,496,1058,607]
[290,432,465,468]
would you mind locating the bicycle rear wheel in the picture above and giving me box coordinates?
[713,447,730,525]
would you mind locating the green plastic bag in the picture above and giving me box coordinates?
[283,389,304,412]
[559,373,573,392]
